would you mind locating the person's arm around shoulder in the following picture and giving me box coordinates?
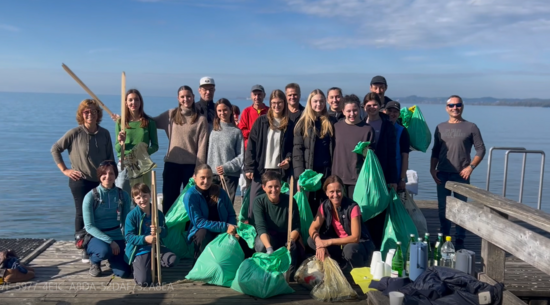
[152,110,170,131]
[148,119,159,155]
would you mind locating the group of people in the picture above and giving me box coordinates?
[51,74,486,285]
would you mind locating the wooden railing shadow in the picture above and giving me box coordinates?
[445,182,550,305]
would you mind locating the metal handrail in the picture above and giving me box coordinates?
[486,147,526,191]
[503,150,546,210]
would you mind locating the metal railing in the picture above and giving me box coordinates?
[486,147,526,191]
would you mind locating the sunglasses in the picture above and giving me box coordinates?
[99,160,117,167]
[447,103,463,108]
[83,110,98,115]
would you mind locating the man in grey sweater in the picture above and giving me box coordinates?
[431,95,486,248]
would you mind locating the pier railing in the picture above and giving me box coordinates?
[445,182,550,305]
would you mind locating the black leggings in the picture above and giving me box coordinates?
[212,175,239,205]
[162,162,195,215]
[69,178,99,233]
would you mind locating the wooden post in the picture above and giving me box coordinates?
[120,72,126,170]
[481,206,506,283]
[287,176,294,251]
[151,170,162,285]
[61,64,114,116]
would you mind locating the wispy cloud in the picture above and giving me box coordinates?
[0,24,20,32]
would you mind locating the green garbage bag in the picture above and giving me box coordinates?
[352,142,390,221]
[236,221,257,249]
[231,247,294,298]
[162,178,195,259]
[381,189,419,259]
[238,187,251,223]
[294,169,323,241]
[185,233,244,287]
[281,181,289,193]
[400,105,431,152]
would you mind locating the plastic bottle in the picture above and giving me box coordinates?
[392,241,404,277]
[433,233,443,266]
[406,234,415,275]
[440,236,455,268]
[424,233,432,266]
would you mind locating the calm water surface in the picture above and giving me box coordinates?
[1,92,548,240]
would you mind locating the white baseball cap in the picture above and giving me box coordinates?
[200,76,215,86]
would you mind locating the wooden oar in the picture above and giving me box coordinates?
[151,170,162,285]
[61,63,114,116]
[120,72,126,170]
[287,176,295,251]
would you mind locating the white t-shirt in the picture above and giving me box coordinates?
[264,118,281,169]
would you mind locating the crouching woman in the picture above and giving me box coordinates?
[83,160,131,278]
[125,183,177,286]
[308,175,375,270]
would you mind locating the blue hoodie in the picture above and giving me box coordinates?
[124,205,168,265]
[184,186,237,241]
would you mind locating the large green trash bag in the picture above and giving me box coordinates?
[231,247,295,298]
[294,169,323,241]
[380,189,419,258]
[185,233,245,287]
[238,187,251,223]
[352,142,390,221]
[400,105,431,152]
[281,181,289,193]
[162,178,196,259]
[236,221,257,249]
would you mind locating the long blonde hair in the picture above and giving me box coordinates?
[267,89,289,131]
[296,89,333,139]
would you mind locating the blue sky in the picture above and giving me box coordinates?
[1,0,550,98]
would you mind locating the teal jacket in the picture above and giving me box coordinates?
[124,206,168,265]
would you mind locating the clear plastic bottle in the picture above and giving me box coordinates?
[406,234,415,275]
[440,236,455,268]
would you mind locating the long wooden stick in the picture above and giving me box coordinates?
[220,175,229,193]
[151,170,162,285]
[61,63,114,116]
[120,72,126,170]
[287,176,295,251]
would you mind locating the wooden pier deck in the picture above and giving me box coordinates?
[1,200,550,304]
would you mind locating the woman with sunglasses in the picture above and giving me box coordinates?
[82,160,132,278]
[51,99,114,263]
[154,86,209,214]
[244,89,294,221]
[115,89,159,194]
[363,92,397,250]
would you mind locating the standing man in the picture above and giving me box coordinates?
[430,95,486,249]
[286,83,304,125]
[327,87,344,121]
[238,85,269,149]
[196,76,216,128]
[370,76,392,109]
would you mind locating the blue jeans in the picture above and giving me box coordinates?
[436,171,468,242]
[87,238,130,278]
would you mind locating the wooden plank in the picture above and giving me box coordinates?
[446,197,550,275]
[445,182,550,233]
[366,291,389,305]
[480,206,506,282]
[478,273,527,305]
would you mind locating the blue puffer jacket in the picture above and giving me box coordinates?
[184,186,237,242]
[124,206,168,265]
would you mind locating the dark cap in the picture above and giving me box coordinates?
[385,101,401,111]
[371,75,387,86]
[251,84,265,93]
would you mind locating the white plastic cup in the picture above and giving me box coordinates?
[389,291,405,305]
[370,251,382,275]
[373,261,385,280]
[384,262,392,277]
[385,249,396,265]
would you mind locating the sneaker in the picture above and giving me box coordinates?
[82,251,90,264]
[89,263,102,277]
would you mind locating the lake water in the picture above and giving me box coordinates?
[1,91,549,240]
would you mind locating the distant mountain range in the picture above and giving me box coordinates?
[393,95,550,107]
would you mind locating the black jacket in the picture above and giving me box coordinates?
[292,117,336,179]
[195,99,216,125]
[321,197,371,242]
[327,108,344,121]
[371,116,398,184]
[244,115,294,180]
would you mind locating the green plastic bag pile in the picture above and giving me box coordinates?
[185,233,244,287]
[352,142,390,221]
[238,187,251,223]
[162,178,196,259]
[294,170,323,241]
[236,221,257,249]
[381,189,419,258]
[231,247,295,299]
[400,105,431,152]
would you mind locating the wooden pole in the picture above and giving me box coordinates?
[287,176,294,251]
[120,72,126,170]
[151,170,162,285]
[61,63,114,116]
[220,175,229,193]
